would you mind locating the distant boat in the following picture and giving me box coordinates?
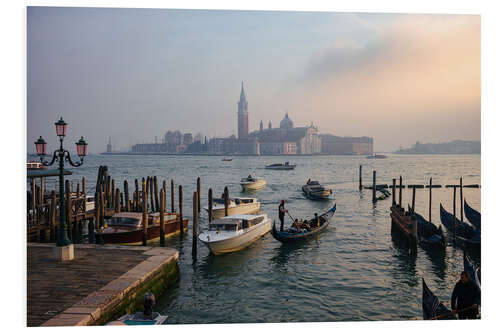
[265,162,296,170]
[222,158,232,161]
[366,154,387,159]
[302,180,332,200]
[240,176,267,191]
[204,197,260,219]
[198,213,272,255]
[422,278,456,320]
[271,204,336,243]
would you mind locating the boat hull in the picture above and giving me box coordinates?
[98,217,188,245]
[199,219,272,255]
[240,179,267,191]
[265,165,296,170]
[302,185,331,200]
[205,202,261,219]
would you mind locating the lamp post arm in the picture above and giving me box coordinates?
[40,150,59,166]
[64,150,84,167]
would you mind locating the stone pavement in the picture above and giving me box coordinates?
[27,243,178,326]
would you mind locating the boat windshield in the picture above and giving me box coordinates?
[108,217,141,227]
[209,224,238,231]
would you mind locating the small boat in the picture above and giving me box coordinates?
[240,176,267,191]
[204,197,260,219]
[464,200,481,229]
[414,212,446,251]
[464,251,481,292]
[222,158,232,161]
[198,213,272,255]
[27,161,46,170]
[271,204,336,243]
[302,180,332,200]
[265,162,296,170]
[440,204,480,248]
[422,278,456,320]
[96,212,187,245]
[366,154,387,159]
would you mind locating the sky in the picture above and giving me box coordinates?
[27,7,480,153]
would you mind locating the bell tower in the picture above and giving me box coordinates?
[237,82,249,139]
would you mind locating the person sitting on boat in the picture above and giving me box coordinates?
[247,174,254,181]
[292,219,302,232]
[279,200,288,232]
[300,220,311,231]
[451,271,480,319]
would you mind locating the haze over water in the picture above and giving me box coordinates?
[59,153,480,323]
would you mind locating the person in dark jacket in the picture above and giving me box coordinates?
[278,200,287,232]
[451,271,480,319]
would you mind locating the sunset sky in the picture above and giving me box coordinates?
[27,7,480,153]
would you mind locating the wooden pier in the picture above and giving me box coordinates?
[27,243,179,326]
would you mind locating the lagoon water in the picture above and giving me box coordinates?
[62,154,480,323]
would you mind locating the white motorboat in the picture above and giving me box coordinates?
[265,162,296,170]
[240,176,266,191]
[204,197,260,219]
[198,214,272,255]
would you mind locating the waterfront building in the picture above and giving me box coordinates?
[319,134,373,155]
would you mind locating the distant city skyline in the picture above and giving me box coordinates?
[27,7,480,154]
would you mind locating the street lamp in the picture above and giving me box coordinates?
[35,117,88,247]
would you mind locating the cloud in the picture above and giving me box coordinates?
[289,15,480,150]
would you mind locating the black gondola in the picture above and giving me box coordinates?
[439,204,476,239]
[464,200,481,230]
[422,278,456,320]
[414,212,446,251]
[271,204,336,243]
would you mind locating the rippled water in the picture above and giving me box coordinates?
[60,154,480,323]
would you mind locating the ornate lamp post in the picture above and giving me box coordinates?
[35,117,88,247]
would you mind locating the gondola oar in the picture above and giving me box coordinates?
[428,305,476,320]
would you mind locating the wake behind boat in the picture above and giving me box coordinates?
[204,197,260,219]
[272,204,336,243]
[265,162,296,170]
[198,213,272,255]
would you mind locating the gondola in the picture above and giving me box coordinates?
[439,204,476,239]
[464,251,481,292]
[271,204,336,243]
[464,200,481,230]
[414,212,446,251]
[422,278,456,320]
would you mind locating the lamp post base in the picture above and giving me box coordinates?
[53,244,74,261]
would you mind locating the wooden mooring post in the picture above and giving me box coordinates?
[411,186,416,212]
[224,186,229,217]
[178,185,183,236]
[159,188,165,247]
[134,179,139,212]
[392,179,396,207]
[460,177,463,222]
[428,178,432,222]
[142,178,148,246]
[149,177,155,212]
[115,188,121,213]
[359,165,363,191]
[453,186,457,243]
[154,176,159,213]
[372,170,376,203]
[208,188,213,223]
[124,180,130,212]
[197,177,201,213]
[171,179,175,213]
[399,176,403,207]
[192,191,199,257]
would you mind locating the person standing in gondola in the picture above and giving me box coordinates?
[451,271,480,319]
[279,200,288,232]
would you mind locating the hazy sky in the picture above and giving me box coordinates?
[27,7,480,153]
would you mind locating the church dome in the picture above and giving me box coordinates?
[279,113,294,129]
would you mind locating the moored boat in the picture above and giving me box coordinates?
[222,158,232,161]
[265,162,296,170]
[464,251,481,292]
[271,204,336,243]
[302,180,332,200]
[198,213,272,255]
[27,161,46,170]
[464,200,481,229]
[414,212,446,251]
[96,212,187,245]
[439,204,480,248]
[422,278,456,320]
[107,293,168,325]
[366,154,387,159]
[240,175,267,191]
[204,197,260,219]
